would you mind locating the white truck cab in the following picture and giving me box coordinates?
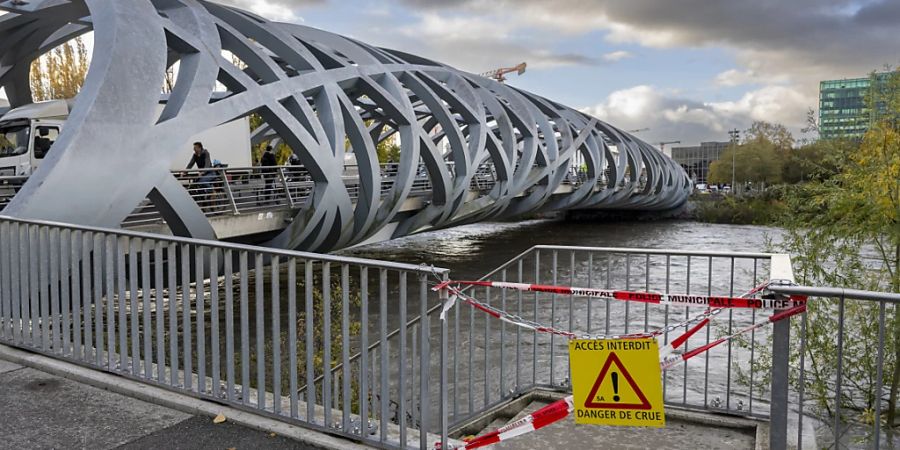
[0,100,67,176]
[0,98,252,177]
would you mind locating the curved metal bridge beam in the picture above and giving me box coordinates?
[0,0,691,252]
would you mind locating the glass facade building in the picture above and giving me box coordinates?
[671,141,730,185]
[819,72,891,140]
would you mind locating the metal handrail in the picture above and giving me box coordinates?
[299,245,547,395]
[767,285,900,303]
[317,244,778,397]
[0,216,453,448]
[5,161,608,231]
[532,244,776,259]
[0,215,449,274]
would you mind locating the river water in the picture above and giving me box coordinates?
[341,219,782,279]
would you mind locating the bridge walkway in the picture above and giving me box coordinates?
[0,162,617,241]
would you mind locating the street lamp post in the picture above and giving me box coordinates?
[728,129,740,194]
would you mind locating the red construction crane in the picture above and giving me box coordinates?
[480,62,527,83]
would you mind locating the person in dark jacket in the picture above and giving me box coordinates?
[186,142,217,206]
[260,145,278,203]
[186,142,212,169]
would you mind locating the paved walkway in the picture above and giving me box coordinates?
[0,357,317,450]
[490,400,758,450]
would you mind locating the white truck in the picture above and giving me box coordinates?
[0,99,253,177]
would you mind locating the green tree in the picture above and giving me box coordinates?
[744,121,794,149]
[708,121,789,188]
[29,36,90,101]
[349,122,401,165]
[736,69,900,436]
[866,68,900,129]
[781,138,852,184]
[377,142,401,164]
[850,119,900,425]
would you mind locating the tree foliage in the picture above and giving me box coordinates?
[377,142,401,164]
[708,121,792,187]
[348,121,402,165]
[29,37,90,101]
[734,69,900,439]
[780,138,849,183]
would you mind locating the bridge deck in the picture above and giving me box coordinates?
[1,163,621,240]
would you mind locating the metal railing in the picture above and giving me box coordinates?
[0,215,452,449]
[0,175,26,210]
[425,246,788,428]
[122,164,437,228]
[766,285,900,450]
[9,217,885,449]
[419,246,898,449]
[1,160,607,230]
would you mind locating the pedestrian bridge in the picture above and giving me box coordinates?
[0,157,677,247]
[0,0,690,252]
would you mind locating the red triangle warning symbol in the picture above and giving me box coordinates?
[584,352,652,410]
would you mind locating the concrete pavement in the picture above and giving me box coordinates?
[0,345,360,450]
[0,359,317,449]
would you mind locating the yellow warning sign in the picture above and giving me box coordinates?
[569,338,665,427]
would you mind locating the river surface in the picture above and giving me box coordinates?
[341,219,782,279]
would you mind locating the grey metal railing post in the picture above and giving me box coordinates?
[221,169,239,214]
[768,255,795,450]
[279,167,295,208]
[769,312,790,450]
[440,271,449,450]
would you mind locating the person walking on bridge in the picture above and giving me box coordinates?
[186,141,212,171]
[260,145,278,203]
[186,141,217,208]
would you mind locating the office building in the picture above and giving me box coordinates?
[671,141,730,185]
[819,72,892,140]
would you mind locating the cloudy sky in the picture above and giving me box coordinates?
[5,0,899,146]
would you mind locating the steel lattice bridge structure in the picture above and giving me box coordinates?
[0,0,690,253]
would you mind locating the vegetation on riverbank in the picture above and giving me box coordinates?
[727,68,900,433]
[691,193,786,225]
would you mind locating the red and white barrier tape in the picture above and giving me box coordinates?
[434,280,805,310]
[441,283,803,369]
[660,304,806,369]
[434,281,777,342]
[452,396,575,449]
[441,287,721,342]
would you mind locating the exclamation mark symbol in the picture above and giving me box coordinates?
[612,372,620,402]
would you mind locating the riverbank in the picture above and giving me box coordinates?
[690,193,786,226]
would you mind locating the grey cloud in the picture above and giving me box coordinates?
[393,0,898,77]
[582,84,810,146]
[378,34,600,72]
[352,13,603,72]
[207,0,890,142]
[854,0,900,27]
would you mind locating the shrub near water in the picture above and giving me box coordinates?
[693,194,786,225]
